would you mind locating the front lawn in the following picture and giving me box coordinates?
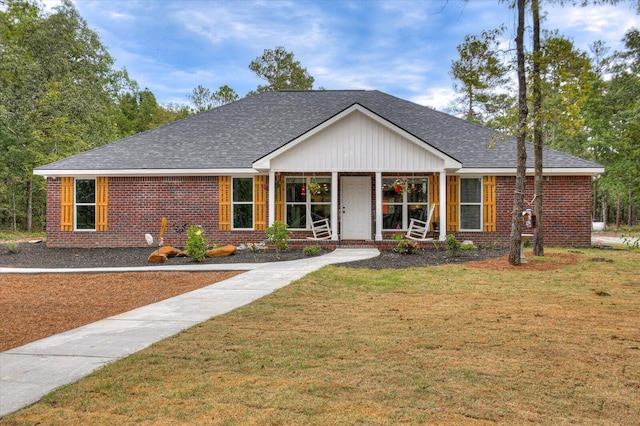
[3,248,639,425]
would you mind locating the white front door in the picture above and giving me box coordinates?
[341,176,371,240]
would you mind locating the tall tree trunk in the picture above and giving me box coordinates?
[532,0,544,256]
[629,189,633,227]
[509,0,528,266]
[592,180,598,221]
[12,184,17,232]
[26,176,33,232]
[616,194,621,228]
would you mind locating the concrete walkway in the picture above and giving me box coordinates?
[591,234,634,246]
[0,248,380,418]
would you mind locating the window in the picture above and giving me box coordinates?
[232,177,253,229]
[75,179,96,230]
[382,177,429,230]
[285,177,331,229]
[460,177,482,231]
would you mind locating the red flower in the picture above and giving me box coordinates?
[394,185,402,193]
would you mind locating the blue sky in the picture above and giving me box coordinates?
[54,0,640,111]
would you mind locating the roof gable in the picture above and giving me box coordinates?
[253,104,461,172]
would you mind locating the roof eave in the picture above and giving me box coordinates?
[32,168,260,178]
[457,167,605,176]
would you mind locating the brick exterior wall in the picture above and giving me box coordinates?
[450,175,592,248]
[45,174,593,248]
[47,176,221,248]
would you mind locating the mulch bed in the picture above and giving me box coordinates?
[1,241,508,270]
[0,242,322,269]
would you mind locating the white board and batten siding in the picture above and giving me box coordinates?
[265,109,453,173]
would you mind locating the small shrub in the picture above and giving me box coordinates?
[461,243,475,251]
[3,242,18,254]
[265,221,290,258]
[303,244,322,257]
[621,234,640,250]
[445,234,461,257]
[393,237,419,255]
[185,225,208,262]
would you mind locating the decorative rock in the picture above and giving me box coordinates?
[176,250,189,257]
[207,245,237,258]
[148,251,167,263]
[158,246,180,258]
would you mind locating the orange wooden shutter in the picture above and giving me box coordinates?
[275,174,285,223]
[60,177,74,231]
[254,176,268,231]
[429,174,439,229]
[483,176,497,232]
[219,176,231,230]
[96,177,108,231]
[446,176,459,232]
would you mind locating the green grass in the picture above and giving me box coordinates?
[0,230,46,242]
[3,248,639,425]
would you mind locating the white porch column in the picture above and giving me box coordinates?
[268,170,275,226]
[331,171,339,240]
[439,171,447,241]
[375,171,383,241]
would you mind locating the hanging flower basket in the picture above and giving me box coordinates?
[307,181,326,195]
[383,178,408,194]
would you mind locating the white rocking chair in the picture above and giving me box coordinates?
[406,204,436,241]
[307,217,332,240]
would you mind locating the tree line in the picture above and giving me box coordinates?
[1,0,637,239]
[449,8,640,232]
[0,0,314,231]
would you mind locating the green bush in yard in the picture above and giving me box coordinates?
[265,221,290,259]
[185,225,208,262]
[445,234,461,257]
[3,242,18,254]
[303,244,322,256]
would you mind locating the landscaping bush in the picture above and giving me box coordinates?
[185,225,208,262]
[265,221,290,259]
[303,244,322,257]
[445,234,461,257]
[3,242,17,254]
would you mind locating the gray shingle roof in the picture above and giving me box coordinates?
[35,90,601,172]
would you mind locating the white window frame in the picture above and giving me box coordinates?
[231,176,254,230]
[382,176,430,231]
[74,177,96,231]
[459,176,483,232]
[285,176,331,229]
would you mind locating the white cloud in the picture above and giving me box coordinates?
[67,0,639,108]
[545,4,639,50]
[410,87,456,111]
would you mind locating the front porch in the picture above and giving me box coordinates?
[252,103,462,244]
[266,171,449,244]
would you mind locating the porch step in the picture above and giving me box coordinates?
[338,240,377,248]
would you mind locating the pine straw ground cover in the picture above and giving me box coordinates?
[0,272,243,352]
[2,249,639,425]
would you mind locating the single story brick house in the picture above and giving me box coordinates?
[34,90,604,248]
